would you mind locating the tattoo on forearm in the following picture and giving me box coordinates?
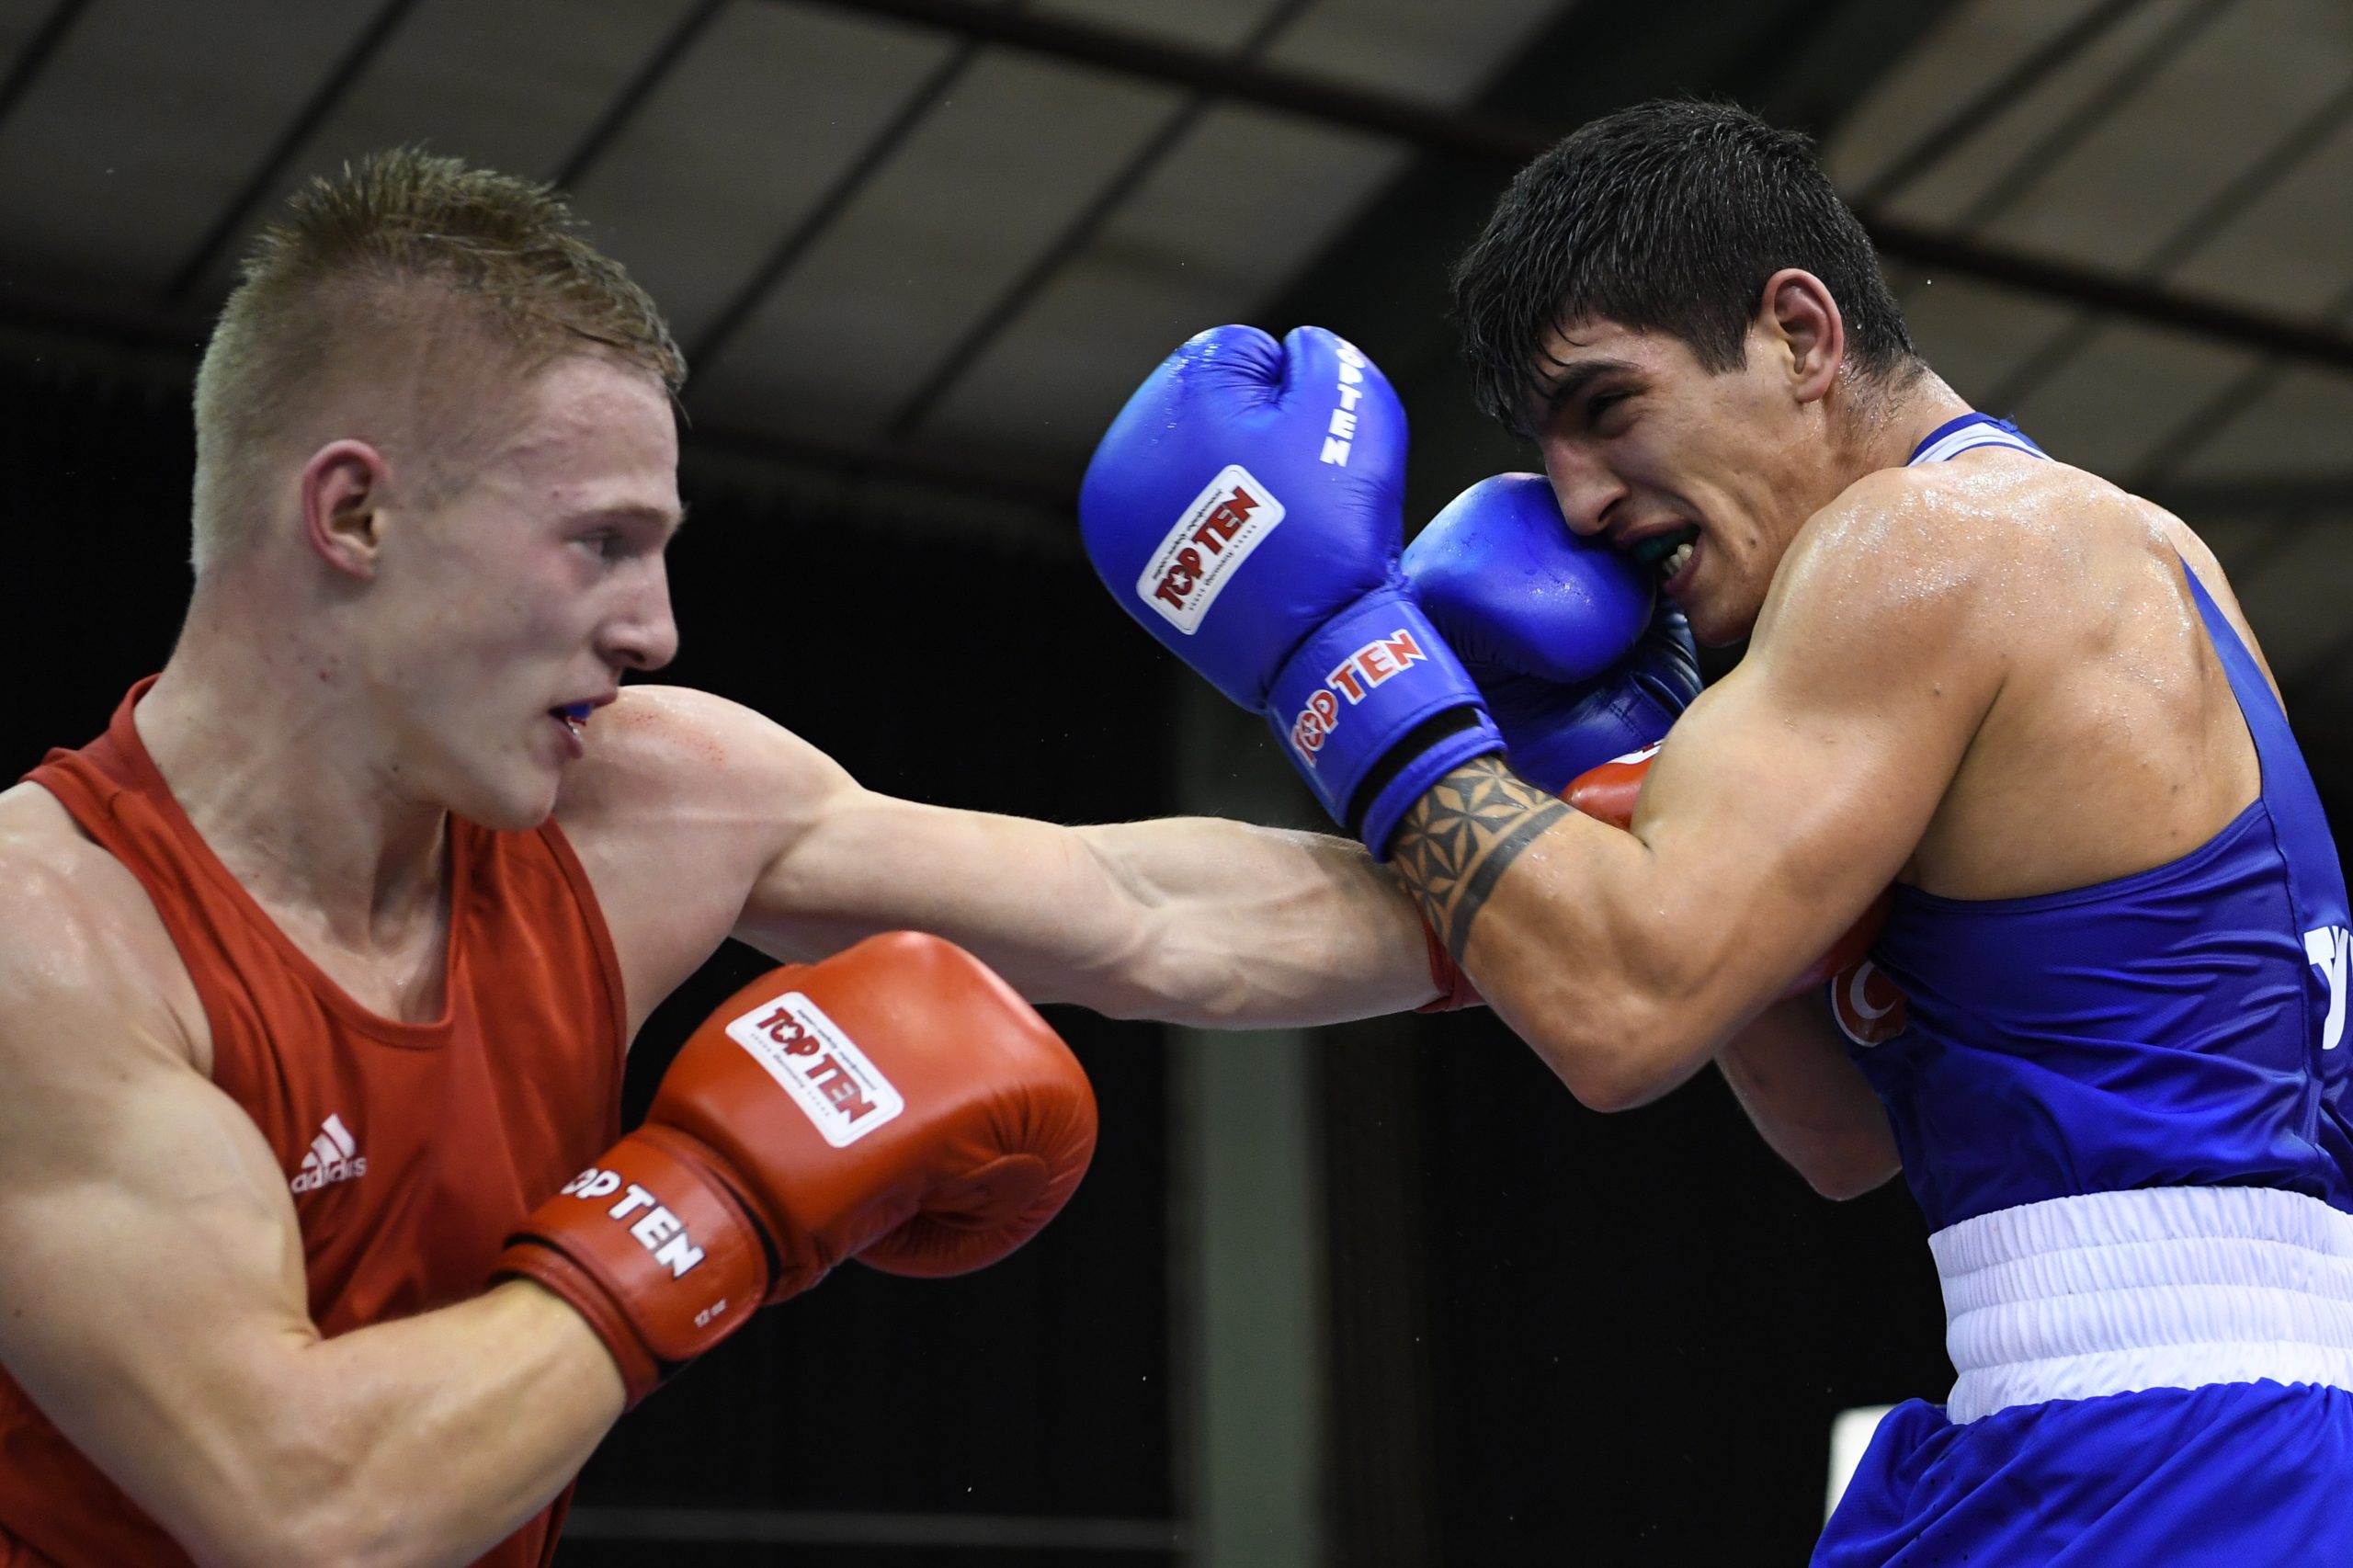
[1391,756,1570,958]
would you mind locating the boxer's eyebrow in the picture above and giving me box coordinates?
[1535,357,1640,415]
[585,501,689,537]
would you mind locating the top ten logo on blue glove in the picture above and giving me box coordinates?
[1131,335,1375,636]
[1135,465,1288,635]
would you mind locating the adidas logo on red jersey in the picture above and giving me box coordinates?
[290,1113,368,1194]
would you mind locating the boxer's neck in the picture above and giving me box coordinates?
[141,588,451,957]
[1834,363,1975,490]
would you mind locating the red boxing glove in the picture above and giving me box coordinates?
[1417,917,1483,1012]
[499,931,1098,1405]
[1565,745,1890,999]
[1559,743,1656,830]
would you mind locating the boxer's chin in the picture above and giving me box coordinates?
[465,789,559,835]
[454,749,565,834]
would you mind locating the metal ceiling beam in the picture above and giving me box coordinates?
[0,277,1083,502]
[17,266,2353,553]
[1870,216,2353,376]
[1852,0,2146,208]
[884,0,1316,439]
[779,0,1555,162]
[551,0,729,192]
[21,265,2352,536]
[688,32,988,371]
[1941,0,2240,235]
[2131,272,2353,493]
[881,87,1212,438]
[779,0,2353,381]
[3,0,2344,520]
[1979,70,2353,415]
[0,0,92,142]
[163,0,425,303]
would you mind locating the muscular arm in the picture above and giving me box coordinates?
[1392,475,1996,1109]
[1715,995,1899,1199]
[0,843,622,1568]
[750,792,1435,1025]
[561,687,1438,1029]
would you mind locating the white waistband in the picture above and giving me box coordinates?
[1930,1187,2353,1424]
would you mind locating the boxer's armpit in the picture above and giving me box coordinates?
[1392,756,1569,959]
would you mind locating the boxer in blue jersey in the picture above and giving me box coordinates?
[1082,98,2353,1562]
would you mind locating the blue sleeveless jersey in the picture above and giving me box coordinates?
[1847,414,2353,1233]
[1815,414,2353,1568]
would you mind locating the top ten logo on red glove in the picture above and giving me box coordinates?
[723,993,907,1147]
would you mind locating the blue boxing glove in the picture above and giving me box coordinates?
[1081,326,1503,855]
[1402,474,1700,796]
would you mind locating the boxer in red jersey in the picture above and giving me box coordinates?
[0,153,1448,1566]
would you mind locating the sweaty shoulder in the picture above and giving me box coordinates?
[1820,446,2233,665]
[553,686,855,1028]
[1748,457,2020,709]
[0,780,208,1076]
[1790,449,2264,896]
[1789,449,2059,585]
[1770,448,2165,658]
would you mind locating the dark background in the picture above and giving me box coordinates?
[11,0,2352,1560]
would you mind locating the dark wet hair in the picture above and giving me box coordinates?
[1451,99,1916,433]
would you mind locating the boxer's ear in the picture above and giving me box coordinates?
[300,439,392,580]
[1757,267,1845,406]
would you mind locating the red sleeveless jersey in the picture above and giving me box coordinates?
[0,680,628,1567]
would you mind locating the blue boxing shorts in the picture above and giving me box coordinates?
[1814,1187,2353,1565]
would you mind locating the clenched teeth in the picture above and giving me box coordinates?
[1660,540,1695,582]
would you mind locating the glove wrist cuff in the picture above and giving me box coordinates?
[497,1128,773,1406]
[1354,718,1507,858]
[1262,587,1501,855]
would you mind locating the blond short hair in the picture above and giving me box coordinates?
[189,148,685,574]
